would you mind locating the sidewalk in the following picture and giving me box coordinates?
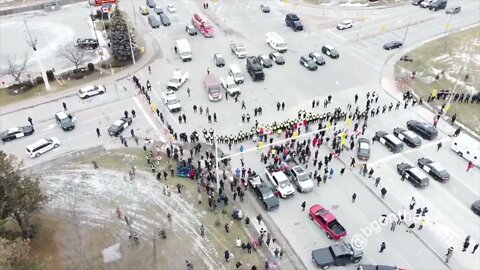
[296,0,409,10]
[0,34,157,117]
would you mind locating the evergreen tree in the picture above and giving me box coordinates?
[109,7,136,61]
[0,152,48,239]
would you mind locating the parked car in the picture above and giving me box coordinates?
[166,3,176,13]
[148,14,160,28]
[55,111,75,131]
[108,117,133,136]
[418,157,450,182]
[309,52,325,66]
[397,162,430,187]
[472,200,480,216]
[358,264,402,270]
[139,6,149,15]
[309,204,347,240]
[257,54,273,68]
[247,174,263,188]
[186,25,197,35]
[146,0,156,8]
[213,53,225,67]
[383,41,403,50]
[357,138,371,161]
[1,126,34,142]
[299,56,317,71]
[337,20,353,30]
[154,6,163,14]
[321,45,339,59]
[446,5,461,14]
[393,127,422,147]
[75,38,98,50]
[269,52,285,65]
[253,184,279,211]
[420,0,433,8]
[260,4,270,13]
[159,13,171,26]
[411,0,424,5]
[406,120,438,140]
[429,0,447,11]
[26,137,60,158]
[311,242,362,268]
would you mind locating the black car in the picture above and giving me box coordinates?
[357,138,371,161]
[253,184,280,211]
[321,45,339,59]
[214,53,225,67]
[269,52,285,65]
[260,4,270,13]
[257,54,273,68]
[406,120,438,140]
[1,126,34,142]
[55,111,75,131]
[418,158,450,182]
[108,117,133,136]
[472,200,480,216]
[397,162,429,187]
[309,52,326,66]
[299,56,317,71]
[383,41,403,50]
[393,127,422,147]
[373,131,404,153]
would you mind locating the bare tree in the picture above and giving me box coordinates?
[60,45,86,70]
[2,55,30,84]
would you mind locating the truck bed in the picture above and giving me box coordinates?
[328,221,346,237]
[312,248,335,267]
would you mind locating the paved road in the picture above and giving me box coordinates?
[1,0,479,269]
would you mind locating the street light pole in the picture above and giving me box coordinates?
[24,19,51,91]
[442,14,452,51]
[131,0,137,26]
[128,28,136,64]
[402,17,411,45]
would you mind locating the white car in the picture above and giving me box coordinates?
[167,70,189,90]
[26,137,60,158]
[167,4,176,13]
[162,90,181,112]
[221,76,240,96]
[78,85,106,99]
[337,20,353,30]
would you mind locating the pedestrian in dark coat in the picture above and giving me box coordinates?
[224,250,230,262]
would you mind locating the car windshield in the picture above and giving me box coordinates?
[330,49,338,54]
[59,117,71,124]
[166,98,179,105]
[404,131,418,138]
[263,190,275,199]
[204,24,212,29]
[169,78,180,83]
[237,47,246,52]
[297,173,309,182]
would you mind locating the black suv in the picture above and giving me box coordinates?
[253,184,280,211]
[406,120,438,140]
[321,45,339,59]
[55,111,75,131]
[285,13,303,31]
[397,162,429,188]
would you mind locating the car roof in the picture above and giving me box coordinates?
[429,162,445,172]
[323,44,334,49]
[292,166,306,174]
[113,119,124,126]
[55,111,69,119]
[7,127,21,132]
[272,171,289,181]
[384,134,402,144]
[410,168,428,178]
[28,138,52,148]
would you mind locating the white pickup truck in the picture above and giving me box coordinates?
[265,164,295,198]
[230,43,247,59]
[167,70,189,90]
[162,90,181,112]
[221,76,240,96]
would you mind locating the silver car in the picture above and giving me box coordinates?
[357,138,371,161]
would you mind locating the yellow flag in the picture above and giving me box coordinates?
[445,104,451,111]
[258,141,264,149]
[293,131,299,138]
[346,118,352,126]
[432,89,437,98]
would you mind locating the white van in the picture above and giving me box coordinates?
[26,137,61,158]
[228,64,244,84]
[451,134,479,167]
[176,39,192,62]
[265,32,287,53]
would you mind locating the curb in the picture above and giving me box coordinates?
[294,0,410,11]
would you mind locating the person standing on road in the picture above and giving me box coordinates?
[368,168,374,178]
[62,102,68,111]
[130,129,135,138]
[350,157,356,167]
[375,177,381,187]
[463,240,471,252]
[472,243,479,254]
[28,116,33,126]
[453,127,462,137]
[445,247,454,263]
[241,101,246,109]
[437,142,442,151]
[352,193,357,203]
[148,66,151,74]
[467,161,475,172]
[409,197,416,210]
[301,201,306,211]
[354,94,358,103]
[200,225,205,238]
[131,109,136,118]
[390,221,396,231]
[124,110,129,118]
[207,67,210,74]
[96,128,101,137]
[187,88,191,97]
[380,187,387,199]
[451,114,457,125]
[256,214,262,225]
[379,242,386,253]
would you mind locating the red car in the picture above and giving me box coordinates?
[309,204,347,240]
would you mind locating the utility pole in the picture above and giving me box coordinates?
[128,28,136,64]
[131,0,137,26]
[24,18,51,91]
[442,14,452,51]
[402,17,411,45]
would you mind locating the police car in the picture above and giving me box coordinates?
[418,157,450,182]
[78,85,106,99]
[299,56,318,71]
[55,111,75,131]
[397,162,429,187]
[1,126,35,142]
[393,127,422,147]
[26,137,61,158]
[373,131,404,153]
[108,117,133,136]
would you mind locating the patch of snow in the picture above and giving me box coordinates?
[102,243,122,263]
[339,2,368,7]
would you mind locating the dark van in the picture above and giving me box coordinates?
[374,131,404,153]
[429,0,447,11]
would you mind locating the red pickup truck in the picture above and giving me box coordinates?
[309,204,347,240]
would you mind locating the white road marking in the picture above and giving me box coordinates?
[154,81,178,126]
[326,29,347,41]
[42,123,56,132]
[132,96,161,135]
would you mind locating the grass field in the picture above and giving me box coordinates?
[395,26,480,134]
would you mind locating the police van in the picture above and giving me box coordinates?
[452,134,479,167]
